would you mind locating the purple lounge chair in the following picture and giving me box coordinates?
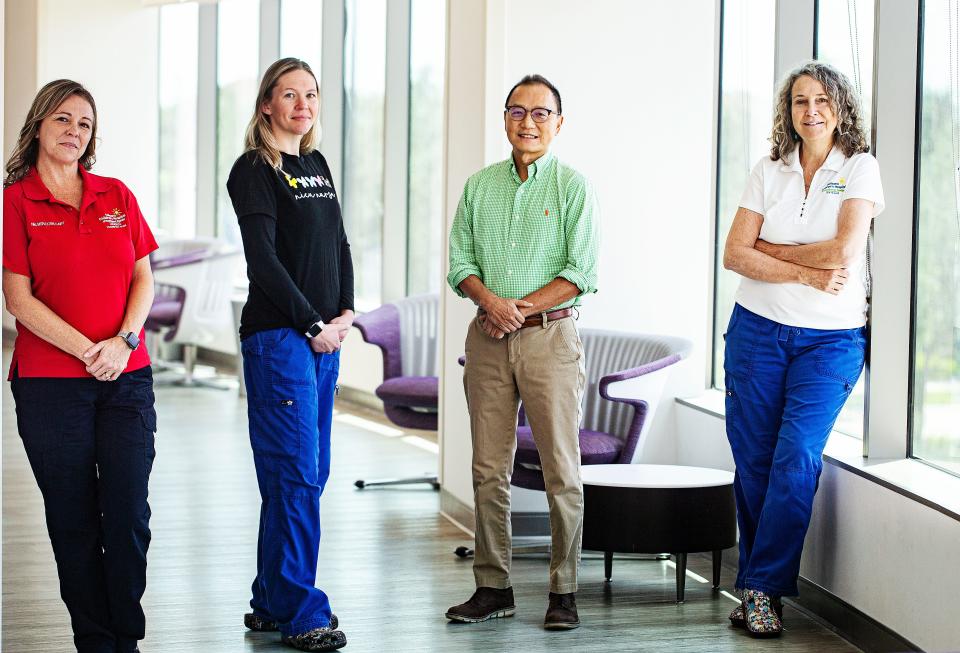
[353,294,439,489]
[454,328,692,557]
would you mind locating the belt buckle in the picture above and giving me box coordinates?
[541,311,549,328]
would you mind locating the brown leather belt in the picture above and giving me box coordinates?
[519,308,574,329]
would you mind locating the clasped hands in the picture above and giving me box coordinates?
[309,313,354,353]
[82,336,132,382]
[478,296,534,340]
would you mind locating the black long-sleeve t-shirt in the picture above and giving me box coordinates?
[227,150,354,340]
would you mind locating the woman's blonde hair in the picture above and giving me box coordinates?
[4,79,98,187]
[244,58,321,169]
[769,61,870,161]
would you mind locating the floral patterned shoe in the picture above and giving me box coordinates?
[729,594,783,628]
[245,613,338,632]
[742,589,783,637]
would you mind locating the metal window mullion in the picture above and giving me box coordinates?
[320,0,344,193]
[195,2,217,238]
[865,0,921,459]
[259,0,280,75]
[775,0,816,81]
[382,0,411,303]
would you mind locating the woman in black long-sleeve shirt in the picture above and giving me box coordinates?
[226,58,351,653]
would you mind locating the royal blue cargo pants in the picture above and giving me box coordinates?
[723,304,866,597]
[241,328,339,637]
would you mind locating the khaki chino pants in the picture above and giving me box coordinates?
[463,315,586,594]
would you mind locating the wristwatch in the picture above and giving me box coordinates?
[117,331,140,351]
[305,320,325,338]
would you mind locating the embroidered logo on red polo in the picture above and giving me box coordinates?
[98,209,127,229]
[30,220,65,227]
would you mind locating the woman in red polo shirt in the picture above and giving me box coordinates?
[3,79,158,653]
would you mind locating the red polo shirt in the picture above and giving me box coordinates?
[3,166,158,378]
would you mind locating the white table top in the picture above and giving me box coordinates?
[581,464,734,489]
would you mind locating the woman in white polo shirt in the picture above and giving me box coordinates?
[721,61,883,637]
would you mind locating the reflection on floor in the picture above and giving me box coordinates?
[2,361,861,652]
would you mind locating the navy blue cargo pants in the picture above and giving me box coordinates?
[12,366,156,653]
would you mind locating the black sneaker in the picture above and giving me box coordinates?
[245,613,339,632]
[544,592,580,630]
[445,587,516,623]
[281,627,347,651]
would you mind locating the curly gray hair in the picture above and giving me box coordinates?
[769,61,870,161]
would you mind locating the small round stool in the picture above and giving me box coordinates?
[581,464,736,602]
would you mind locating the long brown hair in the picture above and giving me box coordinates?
[769,61,870,161]
[4,79,98,187]
[244,58,321,169]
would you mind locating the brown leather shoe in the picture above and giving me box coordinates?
[544,592,580,630]
[445,587,516,623]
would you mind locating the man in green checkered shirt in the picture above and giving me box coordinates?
[445,74,599,631]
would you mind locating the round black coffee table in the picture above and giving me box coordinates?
[581,464,736,603]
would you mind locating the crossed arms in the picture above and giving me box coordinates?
[722,198,875,294]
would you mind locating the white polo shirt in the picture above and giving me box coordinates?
[735,146,885,330]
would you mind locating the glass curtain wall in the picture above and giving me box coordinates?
[914,0,960,475]
[406,0,447,296]
[712,0,777,386]
[280,0,323,70]
[158,3,199,239]
[342,0,387,310]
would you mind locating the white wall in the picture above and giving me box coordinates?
[31,0,159,222]
[439,0,718,511]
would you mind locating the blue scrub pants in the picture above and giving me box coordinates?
[241,328,339,637]
[723,304,865,597]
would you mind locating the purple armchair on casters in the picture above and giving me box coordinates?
[352,294,440,489]
[454,328,692,557]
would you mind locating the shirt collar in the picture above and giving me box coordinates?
[781,144,847,174]
[510,151,555,182]
[20,165,110,203]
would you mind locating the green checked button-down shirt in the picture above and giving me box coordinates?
[447,152,599,310]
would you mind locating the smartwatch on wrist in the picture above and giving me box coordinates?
[117,331,140,351]
[305,320,325,338]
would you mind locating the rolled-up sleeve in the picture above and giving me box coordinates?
[446,183,482,297]
[558,177,599,295]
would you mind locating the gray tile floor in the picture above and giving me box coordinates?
[2,355,860,652]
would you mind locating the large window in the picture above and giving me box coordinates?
[712,0,777,386]
[216,0,260,247]
[280,0,322,68]
[158,2,199,239]
[406,0,446,295]
[816,0,875,141]
[342,0,387,310]
[815,0,876,438]
[913,0,960,475]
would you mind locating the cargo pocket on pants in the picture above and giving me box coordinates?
[248,397,303,483]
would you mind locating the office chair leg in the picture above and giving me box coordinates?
[152,344,237,390]
[354,474,439,490]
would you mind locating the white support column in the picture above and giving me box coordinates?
[381,0,411,302]
[319,0,344,192]
[775,0,815,81]
[438,0,504,506]
[865,0,920,459]
[195,2,218,238]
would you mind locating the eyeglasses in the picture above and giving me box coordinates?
[504,105,558,123]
